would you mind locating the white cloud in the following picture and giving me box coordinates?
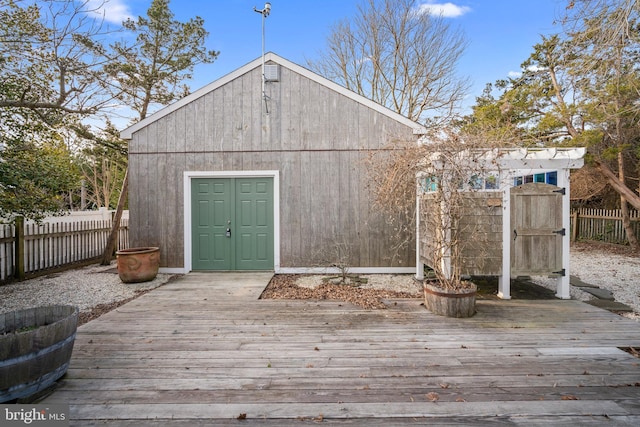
[417,1,471,18]
[508,65,547,79]
[85,0,134,25]
[526,65,545,73]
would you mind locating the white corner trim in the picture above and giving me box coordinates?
[183,170,280,274]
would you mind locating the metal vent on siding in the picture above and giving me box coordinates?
[264,64,280,82]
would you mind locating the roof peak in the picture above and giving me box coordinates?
[121,52,426,139]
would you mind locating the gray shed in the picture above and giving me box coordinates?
[121,53,426,274]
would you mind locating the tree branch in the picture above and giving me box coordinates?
[594,160,640,210]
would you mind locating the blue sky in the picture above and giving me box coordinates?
[92,0,566,114]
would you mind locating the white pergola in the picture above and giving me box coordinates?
[416,147,586,300]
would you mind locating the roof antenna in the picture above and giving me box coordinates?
[254,2,271,114]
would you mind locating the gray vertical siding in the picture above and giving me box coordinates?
[128,62,418,269]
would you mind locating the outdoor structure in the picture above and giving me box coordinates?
[416,147,586,299]
[121,53,426,274]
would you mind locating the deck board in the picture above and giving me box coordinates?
[39,272,640,425]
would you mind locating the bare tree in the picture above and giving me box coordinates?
[367,130,499,289]
[308,0,469,126]
[78,124,128,209]
[0,0,119,117]
[561,0,638,54]
[0,0,118,221]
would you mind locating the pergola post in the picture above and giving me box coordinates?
[556,168,571,299]
[499,181,512,299]
[415,190,424,280]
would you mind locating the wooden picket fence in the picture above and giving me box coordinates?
[571,208,640,245]
[0,218,129,283]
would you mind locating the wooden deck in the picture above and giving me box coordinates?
[42,272,640,425]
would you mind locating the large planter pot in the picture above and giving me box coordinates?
[423,281,477,318]
[116,246,160,283]
[0,305,78,403]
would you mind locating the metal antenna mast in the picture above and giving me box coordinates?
[253,2,271,113]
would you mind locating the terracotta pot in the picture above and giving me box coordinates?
[423,281,477,318]
[116,247,160,283]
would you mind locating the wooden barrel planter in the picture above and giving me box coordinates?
[423,281,477,318]
[116,246,160,283]
[0,305,78,403]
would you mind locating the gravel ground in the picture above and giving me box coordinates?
[0,263,175,324]
[1,242,638,322]
[531,242,640,321]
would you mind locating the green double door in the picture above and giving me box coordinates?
[192,178,274,271]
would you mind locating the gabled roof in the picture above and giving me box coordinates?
[120,52,427,139]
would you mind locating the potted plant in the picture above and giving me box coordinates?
[367,130,498,318]
[116,246,160,283]
[417,137,504,317]
[419,159,478,317]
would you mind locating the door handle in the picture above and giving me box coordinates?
[226,228,231,237]
[513,229,517,241]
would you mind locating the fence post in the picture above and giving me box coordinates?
[14,216,25,281]
[113,212,120,253]
[571,210,579,242]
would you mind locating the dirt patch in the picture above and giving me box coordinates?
[260,274,421,309]
[77,289,151,325]
[572,240,639,258]
[260,274,558,309]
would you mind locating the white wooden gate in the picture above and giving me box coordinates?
[510,183,564,277]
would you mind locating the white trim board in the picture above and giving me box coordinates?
[183,170,281,274]
[279,267,416,275]
[158,268,186,275]
[162,267,416,275]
